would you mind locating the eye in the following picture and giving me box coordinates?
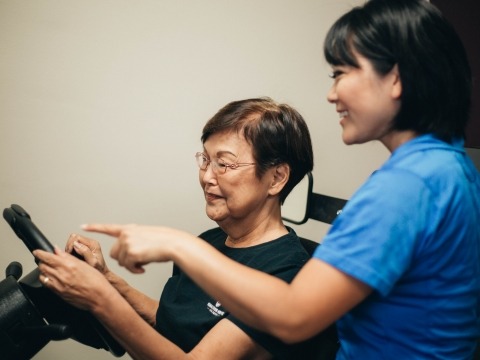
[328,70,343,79]
[215,158,228,169]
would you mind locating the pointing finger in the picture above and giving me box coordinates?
[81,223,126,237]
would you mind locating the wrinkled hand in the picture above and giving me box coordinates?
[34,247,113,311]
[82,224,192,274]
[65,233,109,275]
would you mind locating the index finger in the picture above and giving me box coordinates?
[33,249,55,263]
[33,245,63,264]
[81,223,126,237]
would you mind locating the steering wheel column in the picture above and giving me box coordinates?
[0,261,71,360]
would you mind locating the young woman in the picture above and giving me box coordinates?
[34,98,340,359]
[38,0,480,358]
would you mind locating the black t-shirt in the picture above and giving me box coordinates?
[154,227,318,358]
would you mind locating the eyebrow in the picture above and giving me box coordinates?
[203,150,237,158]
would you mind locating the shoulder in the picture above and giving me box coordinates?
[355,135,475,217]
[383,134,470,189]
[240,229,309,275]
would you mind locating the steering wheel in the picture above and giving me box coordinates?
[2,204,125,358]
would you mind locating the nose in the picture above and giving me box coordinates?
[327,84,337,104]
[200,163,217,185]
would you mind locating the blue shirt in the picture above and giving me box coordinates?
[314,134,480,359]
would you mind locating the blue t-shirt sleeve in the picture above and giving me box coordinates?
[314,169,433,296]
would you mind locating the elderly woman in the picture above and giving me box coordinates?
[35,98,337,359]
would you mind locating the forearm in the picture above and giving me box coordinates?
[171,237,370,342]
[105,270,159,326]
[90,287,184,360]
[92,279,276,360]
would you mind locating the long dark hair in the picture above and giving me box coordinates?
[324,0,472,142]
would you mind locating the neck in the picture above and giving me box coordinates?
[382,130,419,152]
[223,216,288,248]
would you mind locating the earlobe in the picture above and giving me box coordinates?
[268,164,290,196]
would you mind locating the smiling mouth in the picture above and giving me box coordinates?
[206,193,222,202]
[339,111,349,119]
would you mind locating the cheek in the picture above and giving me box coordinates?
[219,186,244,209]
[232,183,265,206]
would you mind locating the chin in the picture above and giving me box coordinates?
[342,132,364,145]
[342,136,355,145]
[206,210,226,223]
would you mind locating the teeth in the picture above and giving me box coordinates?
[339,111,348,118]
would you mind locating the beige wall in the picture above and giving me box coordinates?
[0,1,388,359]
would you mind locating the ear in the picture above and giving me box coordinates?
[268,163,290,196]
[390,64,402,99]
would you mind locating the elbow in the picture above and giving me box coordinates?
[265,309,335,344]
[268,318,317,344]
[280,334,306,345]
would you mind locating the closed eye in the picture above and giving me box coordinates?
[328,70,343,79]
[215,158,229,169]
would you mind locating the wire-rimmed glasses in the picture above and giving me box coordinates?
[195,152,255,174]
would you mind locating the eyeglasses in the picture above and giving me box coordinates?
[195,152,255,174]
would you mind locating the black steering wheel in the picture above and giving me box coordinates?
[1,204,125,359]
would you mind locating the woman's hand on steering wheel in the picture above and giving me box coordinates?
[65,234,110,276]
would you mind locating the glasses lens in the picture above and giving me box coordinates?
[214,158,228,174]
[195,153,207,170]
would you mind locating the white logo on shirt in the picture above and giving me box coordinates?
[207,300,225,317]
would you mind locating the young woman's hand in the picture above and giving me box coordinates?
[82,224,197,273]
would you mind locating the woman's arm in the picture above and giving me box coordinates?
[170,234,371,342]
[91,289,271,360]
[84,224,372,342]
[33,247,273,359]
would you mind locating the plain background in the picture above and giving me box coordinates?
[1,1,478,359]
